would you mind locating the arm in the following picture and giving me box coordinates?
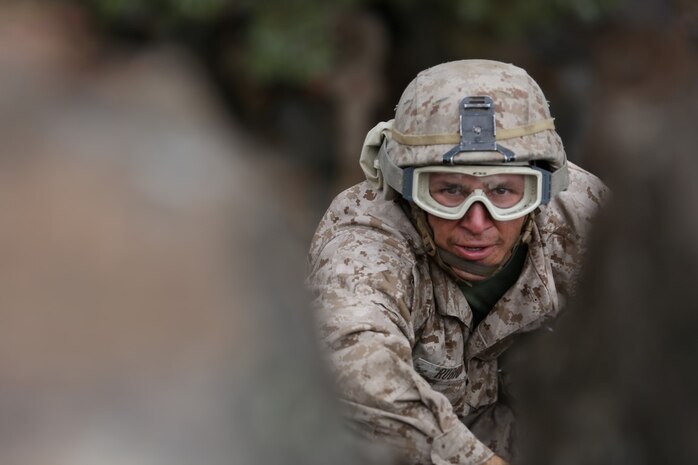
[308,228,496,465]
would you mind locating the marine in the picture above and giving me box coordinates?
[307,59,608,465]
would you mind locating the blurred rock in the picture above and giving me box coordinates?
[515,12,698,465]
[328,9,389,195]
[0,3,390,465]
[578,4,698,179]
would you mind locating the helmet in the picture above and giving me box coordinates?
[364,59,568,206]
[359,59,569,279]
[387,59,566,168]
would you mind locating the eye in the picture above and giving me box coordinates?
[491,186,512,196]
[430,183,467,206]
[431,183,464,196]
[442,184,462,195]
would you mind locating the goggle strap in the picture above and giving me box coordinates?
[551,162,569,196]
[378,140,412,199]
[533,163,569,205]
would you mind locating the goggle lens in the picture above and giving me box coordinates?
[428,172,527,209]
[411,166,544,221]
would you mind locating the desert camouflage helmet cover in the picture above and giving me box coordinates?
[360,59,569,194]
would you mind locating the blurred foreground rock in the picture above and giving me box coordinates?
[0,3,391,465]
[516,15,698,465]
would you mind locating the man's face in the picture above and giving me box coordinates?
[426,172,527,282]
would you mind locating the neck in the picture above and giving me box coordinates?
[437,247,501,279]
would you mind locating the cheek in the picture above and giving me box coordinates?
[500,219,527,246]
[427,215,449,247]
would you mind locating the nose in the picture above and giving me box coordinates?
[458,202,493,234]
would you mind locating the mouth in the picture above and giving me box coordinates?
[454,244,495,261]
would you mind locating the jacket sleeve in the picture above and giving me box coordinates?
[307,227,495,465]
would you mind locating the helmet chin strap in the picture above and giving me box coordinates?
[437,247,500,278]
[442,216,533,283]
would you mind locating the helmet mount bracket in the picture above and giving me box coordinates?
[442,96,516,165]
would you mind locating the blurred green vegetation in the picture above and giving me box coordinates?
[80,0,620,84]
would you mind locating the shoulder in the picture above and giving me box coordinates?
[535,161,609,238]
[308,182,423,270]
[565,162,609,210]
[307,183,433,338]
[529,162,608,298]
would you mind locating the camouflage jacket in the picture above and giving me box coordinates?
[306,162,607,464]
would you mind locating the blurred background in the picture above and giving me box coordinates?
[24,0,698,237]
[1,0,696,464]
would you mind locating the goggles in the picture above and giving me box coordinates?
[405,165,552,221]
[371,95,569,219]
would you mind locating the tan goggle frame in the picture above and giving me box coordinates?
[407,165,546,221]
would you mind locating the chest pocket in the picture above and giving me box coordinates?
[414,357,468,413]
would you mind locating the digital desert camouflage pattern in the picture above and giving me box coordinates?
[384,60,566,170]
[306,162,607,464]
